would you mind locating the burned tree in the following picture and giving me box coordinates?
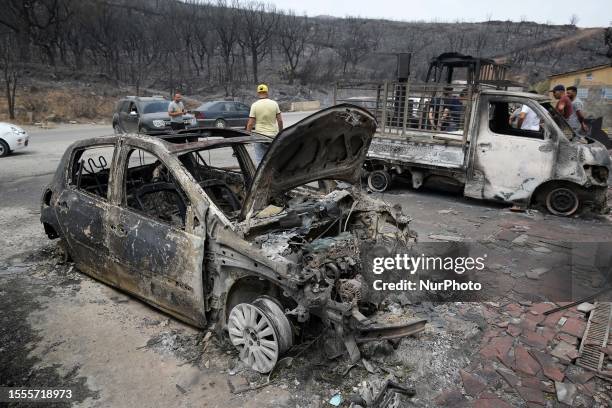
[238,2,279,84]
[0,32,19,120]
[277,11,311,84]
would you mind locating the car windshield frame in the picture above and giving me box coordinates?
[142,100,170,114]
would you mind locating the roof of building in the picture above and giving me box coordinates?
[548,63,612,78]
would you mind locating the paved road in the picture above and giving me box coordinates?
[0,111,315,208]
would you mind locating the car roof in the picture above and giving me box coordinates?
[72,128,269,156]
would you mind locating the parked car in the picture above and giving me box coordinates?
[40,105,425,373]
[0,122,29,157]
[112,96,197,134]
[191,100,250,129]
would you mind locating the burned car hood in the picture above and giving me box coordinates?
[240,104,377,220]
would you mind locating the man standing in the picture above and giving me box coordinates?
[550,85,573,120]
[168,93,186,131]
[246,84,283,165]
[566,86,588,135]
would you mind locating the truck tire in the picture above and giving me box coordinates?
[545,185,580,216]
[368,170,390,192]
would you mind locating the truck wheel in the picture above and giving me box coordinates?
[214,119,227,129]
[0,139,9,157]
[227,297,293,373]
[545,186,580,216]
[368,170,390,192]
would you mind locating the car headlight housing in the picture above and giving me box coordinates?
[152,120,165,128]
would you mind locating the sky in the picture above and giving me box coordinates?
[270,0,611,27]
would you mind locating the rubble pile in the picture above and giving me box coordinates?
[436,301,612,407]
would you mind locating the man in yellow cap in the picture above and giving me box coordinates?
[246,84,283,165]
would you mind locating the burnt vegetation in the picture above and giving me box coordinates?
[0,0,609,119]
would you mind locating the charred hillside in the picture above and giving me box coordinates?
[0,0,609,116]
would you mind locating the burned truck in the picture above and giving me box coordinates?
[40,105,425,373]
[336,53,611,216]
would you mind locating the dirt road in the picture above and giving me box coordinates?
[2,118,612,407]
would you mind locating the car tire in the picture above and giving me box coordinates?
[545,185,580,216]
[113,124,123,135]
[227,296,293,373]
[214,119,227,129]
[0,139,10,157]
[367,170,390,192]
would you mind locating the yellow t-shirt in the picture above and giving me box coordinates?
[249,98,281,137]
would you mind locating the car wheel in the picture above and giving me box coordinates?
[227,297,293,373]
[0,139,10,157]
[113,124,123,135]
[545,185,580,216]
[367,170,390,192]
[214,119,227,129]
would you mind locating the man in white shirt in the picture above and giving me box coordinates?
[516,104,540,131]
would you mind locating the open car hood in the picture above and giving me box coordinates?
[240,104,377,221]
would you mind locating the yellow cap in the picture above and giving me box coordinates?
[257,84,268,93]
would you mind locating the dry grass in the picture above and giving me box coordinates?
[0,86,120,124]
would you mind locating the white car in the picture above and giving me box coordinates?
[0,122,29,157]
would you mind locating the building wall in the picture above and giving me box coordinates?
[549,66,612,131]
[549,66,612,88]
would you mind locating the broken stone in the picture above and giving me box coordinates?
[497,369,519,387]
[512,234,529,245]
[515,346,540,376]
[507,325,522,337]
[525,267,549,280]
[576,302,595,313]
[551,341,579,363]
[560,317,586,338]
[460,370,487,397]
[521,331,548,348]
[565,365,595,384]
[529,349,565,382]
[555,381,577,405]
[556,332,578,345]
[516,386,544,404]
[532,246,552,253]
[473,397,513,408]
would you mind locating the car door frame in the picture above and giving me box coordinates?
[107,139,208,327]
[55,140,119,282]
[465,95,557,204]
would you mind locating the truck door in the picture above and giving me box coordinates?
[465,97,555,205]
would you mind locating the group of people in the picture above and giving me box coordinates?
[509,85,588,136]
[551,84,588,135]
[167,84,283,165]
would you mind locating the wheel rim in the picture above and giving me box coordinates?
[114,125,122,134]
[215,120,225,128]
[546,187,579,216]
[368,171,389,192]
[227,299,292,373]
[0,144,5,155]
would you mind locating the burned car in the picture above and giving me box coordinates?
[40,105,425,373]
